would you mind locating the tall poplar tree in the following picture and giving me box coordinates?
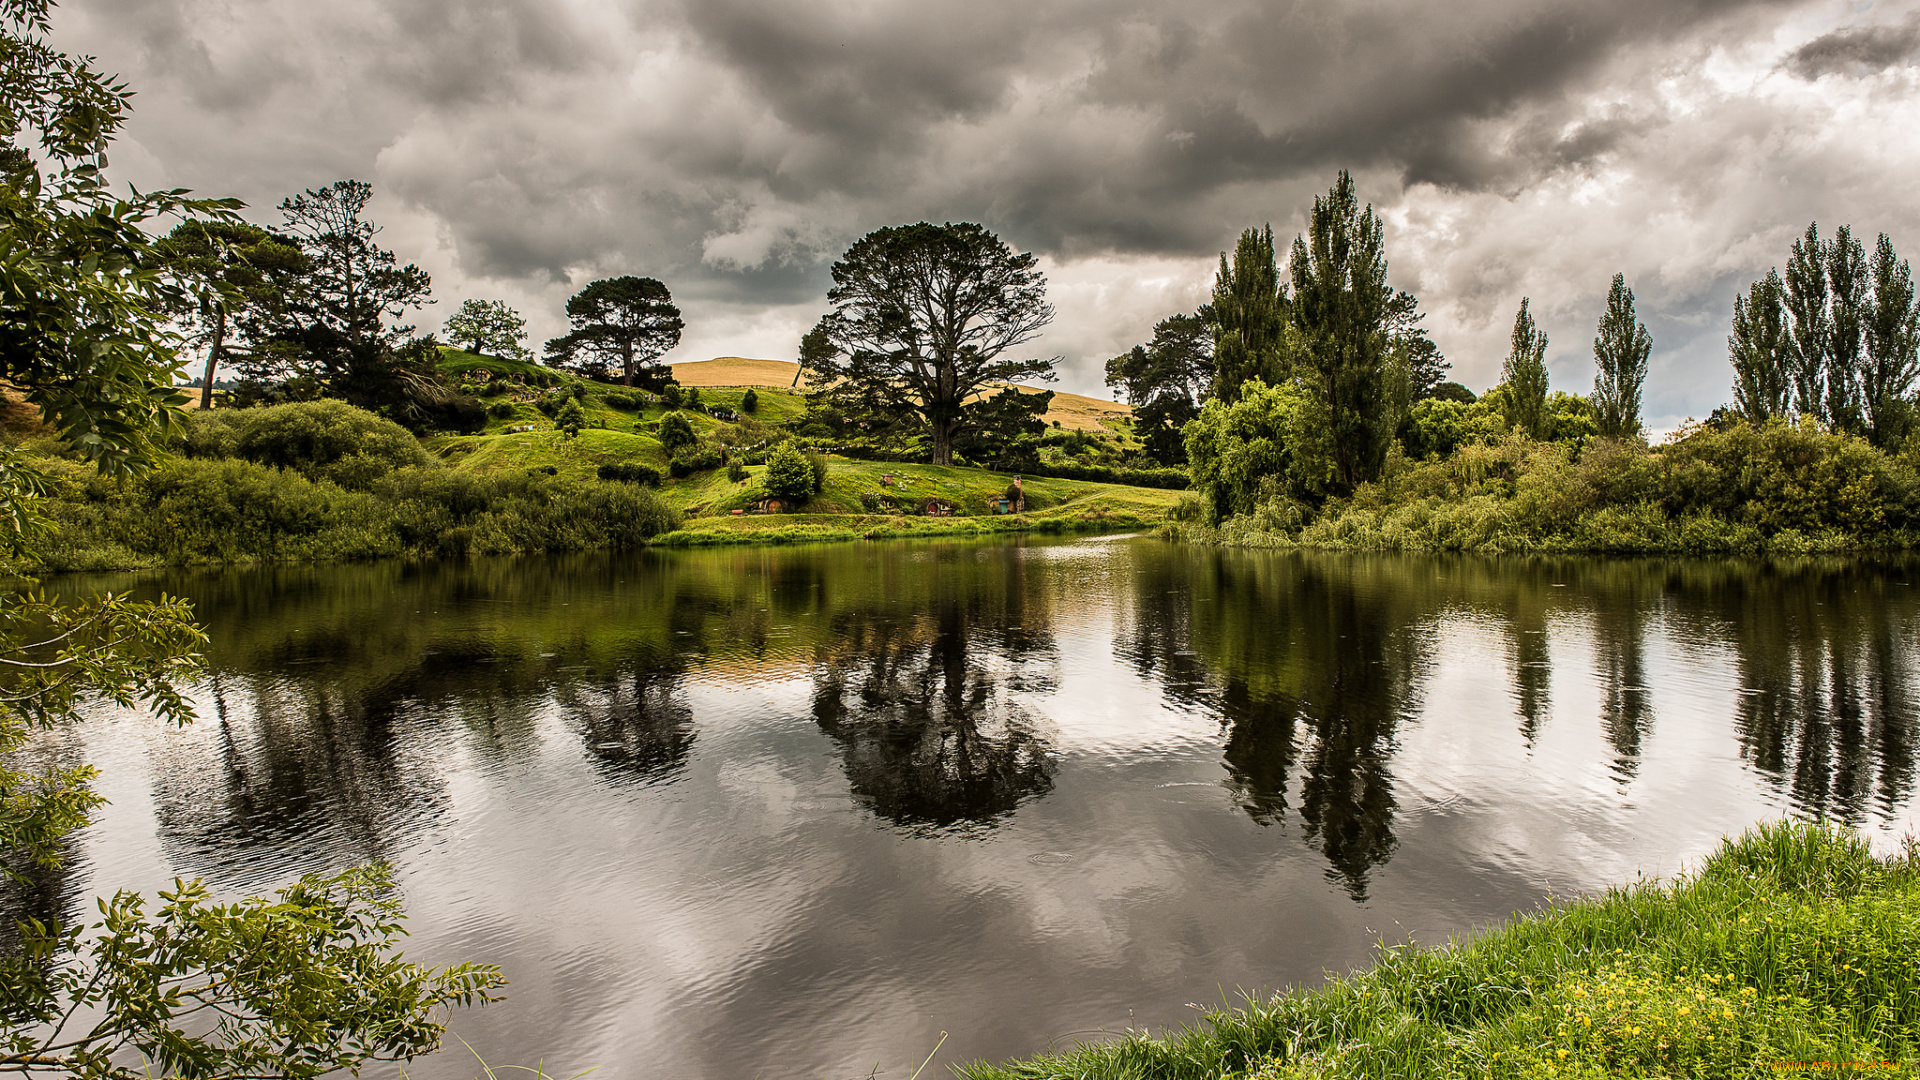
[1289,171,1395,489]
[1208,225,1288,401]
[1823,225,1869,432]
[1501,297,1550,439]
[1591,273,1652,440]
[1729,269,1793,422]
[1783,224,1830,420]
[1863,234,1920,447]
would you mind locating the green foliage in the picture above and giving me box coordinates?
[763,440,814,502]
[667,440,723,479]
[182,399,432,488]
[543,276,682,386]
[804,221,1056,465]
[726,459,748,482]
[741,387,758,413]
[0,866,505,1080]
[598,461,663,486]
[1730,268,1793,422]
[1106,312,1212,464]
[953,387,1052,469]
[1501,297,1550,439]
[1590,273,1652,440]
[962,821,1920,1080]
[154,220,309,410]
[1184,379,1330,523]
[489,400,516,419]
[443,298,530,361]
[657,411,695,453]
[1209,226,1289,401]
[806,450,828,493]
[555,397,586,438]
[1863,233,1920,447]
[1289,171,1400,490]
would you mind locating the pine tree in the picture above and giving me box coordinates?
[1729,269,1793,422]
[1501,297,1550,440]
[1208,225,1288,401]
[1591,273,1652,440]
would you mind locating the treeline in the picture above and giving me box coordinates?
[24,401,678,571]
[1104,171,1920,553]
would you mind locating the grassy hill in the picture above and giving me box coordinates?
[429,348,1180,546]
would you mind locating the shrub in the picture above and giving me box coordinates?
[603,392,638,411]
[556,398,586,437]
[488,401,517,419]
[195,400,433,490]
[660,383,684,409]
[727,460,748,482]
[806,451,829,493]
[657,412,696,453]
[597,462,662,486]
[764,441,813,502]
[741,388,758,413]
[668,441,724,479]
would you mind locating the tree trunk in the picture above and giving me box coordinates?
[622,343,635,387]
[200,308,227,411]
[930,417,955,465]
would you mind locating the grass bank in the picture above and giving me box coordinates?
[966,821,1920,1080]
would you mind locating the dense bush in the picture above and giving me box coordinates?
[175,401,433,490]
[667,440,724,479]
[741,388,758,413]
[597,461,663,486]
[764,441,814,502]
[488,401,517,419]
[657,412,696,454]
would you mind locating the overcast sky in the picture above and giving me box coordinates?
[63,0,1920,428]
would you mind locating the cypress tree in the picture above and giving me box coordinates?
[1209,225,1287,401]
[1729,269,1793,422]
[1502,297,1550,439]
[1591,273,1652,440]
[1289,171,1395,489]
[1863,233,1920,447]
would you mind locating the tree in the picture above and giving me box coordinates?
[953,386,1052,469]
[267,180,433,385]
[1784,224,1830,421]
[555,396,586,437]
[1385,289,1449,400]
[1105,311,1212,465]
[1729,269,1793,422]
[1863,233,1920,447]
[802,222,1055,466]
[1823,225,1869,432]
[1209,227,1289,401]
[656,411,695,453]
[1289,171,1399,490]
[741,387,758,413]
[443,298,530,360]
[763,440,813,503]
[154,221,308,409]
[1501,297,1550,440]
[544,276,683,387]
[0,4,505,1072]
[1591,273,1652,440]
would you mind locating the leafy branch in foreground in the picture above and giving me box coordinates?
[0,867,504,1080]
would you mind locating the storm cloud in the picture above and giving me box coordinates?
[60,0,1920,426]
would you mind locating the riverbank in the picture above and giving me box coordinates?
[965,821,1920,1080]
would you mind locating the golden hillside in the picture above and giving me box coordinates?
[668,357,1130,433]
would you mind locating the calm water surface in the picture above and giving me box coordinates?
[19,536,1920,1079]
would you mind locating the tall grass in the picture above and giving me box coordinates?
[963,821,1920,1080]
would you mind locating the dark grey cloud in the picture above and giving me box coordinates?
[56,0,1920,416]
[1785,18,1920,78]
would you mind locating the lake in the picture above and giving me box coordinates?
[21,535,1920,1079]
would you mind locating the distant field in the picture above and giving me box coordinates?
[669,357,1131,432]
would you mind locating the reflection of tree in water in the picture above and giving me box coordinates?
[562,666,695,785]
[1729,570,1917,824]
[810,561,1059,833]
[1592,604,1652,781]
[1125,549,1428,900]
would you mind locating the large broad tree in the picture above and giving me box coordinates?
[544,276,683,387]
[1289,171,1398,490]
[803,222,1055,466]
[1501,297,1550,440]
[155,220,308,408]
[0,2,504,1075]
[1106,311,1213,465]
[443,298,531,360]
[1591,273,1652,440]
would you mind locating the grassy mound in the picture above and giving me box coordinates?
[966,821,1920,1080]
